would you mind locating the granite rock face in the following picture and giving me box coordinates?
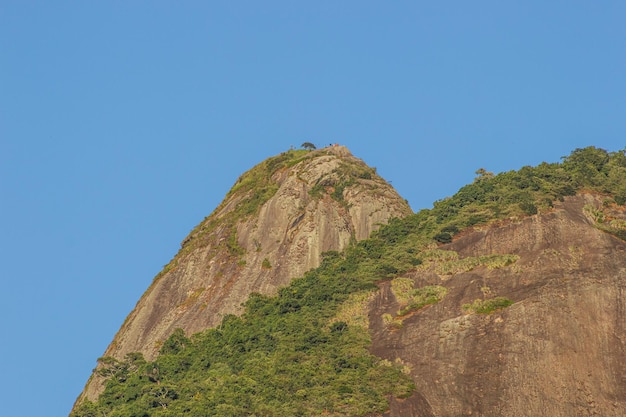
[78,146,411,404]
[370,194,626,417]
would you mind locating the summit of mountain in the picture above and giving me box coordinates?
[77,145,411,404]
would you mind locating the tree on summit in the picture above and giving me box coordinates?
[301,142,316,150]
[474,168,494,182]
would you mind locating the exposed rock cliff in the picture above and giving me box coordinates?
[371,194,626,417]
[79,146,411,403]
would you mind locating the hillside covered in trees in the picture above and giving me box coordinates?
[72,146,626,417]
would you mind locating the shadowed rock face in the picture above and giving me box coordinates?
[370,194,626,417]
[77,146,411,404]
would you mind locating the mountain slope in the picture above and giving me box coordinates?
[77,145,411,404]
[371,193,626,416]
[71,146,626,417]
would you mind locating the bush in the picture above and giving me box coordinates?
[462,297,513,314]
[397,286,448,316]
[433,232,452,244]
[441,224,459,234]
[261,258,272,269]
[519,200,538,215]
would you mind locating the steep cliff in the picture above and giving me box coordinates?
[78,145,411,403]
[371,193,626,417]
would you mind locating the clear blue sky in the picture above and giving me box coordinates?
[1,2,624,415]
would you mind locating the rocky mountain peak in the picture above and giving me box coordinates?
[78,146,411,403]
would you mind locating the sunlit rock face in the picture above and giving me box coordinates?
[370,194,626,417]
[78,146,411,404]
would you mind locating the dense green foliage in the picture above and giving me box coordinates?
[395,284,448,317]
[412,146,626,243]
[462,297,515,314]
[74,147,626,417]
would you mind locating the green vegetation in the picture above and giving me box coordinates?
[226,149,310,217]
[308,161,377,204]
[398,286,447,316]
[382,280,447,327]
[416,251,520,275]
[583,203,626,241]
[407,146,626,244]
[261,257,272,269]
[462,297,514,314]
[73,241,417,417]
[74,147,626,417]
[331,290,376,329]
[159,149,313,277]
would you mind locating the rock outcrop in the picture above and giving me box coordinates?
[370,194,626,417]
[78,146,411,404]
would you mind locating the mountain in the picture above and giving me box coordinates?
[71,146,626,417]
[75,145,412,405]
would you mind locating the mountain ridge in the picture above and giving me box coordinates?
[72,146,626,416]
